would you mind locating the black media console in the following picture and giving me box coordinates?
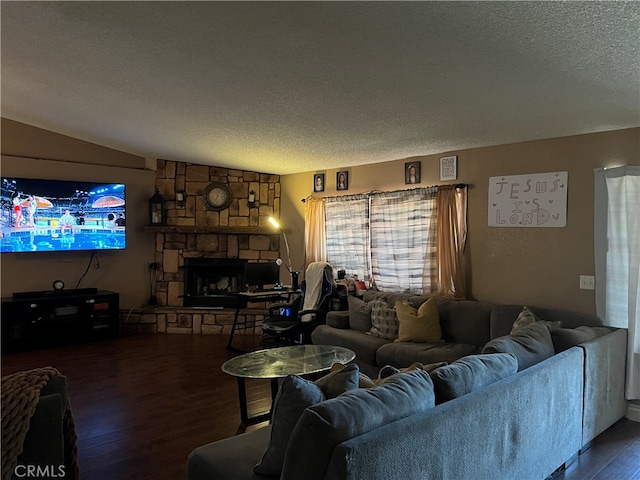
[1,288,120,352]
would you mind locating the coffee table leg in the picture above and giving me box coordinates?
[227,305,242,352]
[236,377,275,425]
[237,378,250,424]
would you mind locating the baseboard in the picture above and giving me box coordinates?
[627,401,640,423]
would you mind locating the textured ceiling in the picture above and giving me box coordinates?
[1,1,639,175]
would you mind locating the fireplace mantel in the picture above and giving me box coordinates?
[144,225,275,235]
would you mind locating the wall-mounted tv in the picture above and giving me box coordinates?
[1,177,126,253]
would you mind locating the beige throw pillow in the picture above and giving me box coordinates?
[510,306,538,334]
[511,306,563,334]
[394,297,443,343]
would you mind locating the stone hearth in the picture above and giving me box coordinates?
[137,160,283,334]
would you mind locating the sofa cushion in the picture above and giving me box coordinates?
[281,369,435,480]
[551,326,614,353]
[363,291,427,309]
[326,310,350,329]
[254,375,326,475]
[254,375,327,475]
[395,297,444,343]
[376,341,479,369]
[430,353,518,403]
[347,295,373,332]
[368,299,399,340]
[312,325,390,368]
[490,304,603,339]
[482,322,555,371]
[189,425,273,480]
[435,297,493,346]
[255,364,361,475]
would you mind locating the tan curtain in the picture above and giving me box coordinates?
[436,185,468,298]
[304,197,326,264]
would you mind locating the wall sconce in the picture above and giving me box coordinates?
[248,190,257,208]
[176,189,186,208]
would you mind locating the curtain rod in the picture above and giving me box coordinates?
[301,183,468,202]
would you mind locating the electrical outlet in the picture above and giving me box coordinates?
[579,275,595,290]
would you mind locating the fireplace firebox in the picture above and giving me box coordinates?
[183,258,247,308]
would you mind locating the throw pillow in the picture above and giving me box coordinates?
[482,322,555,371]
[254,375,326,476]
[347,295,373,332]
[422,361,449,374]
[314,363,361,397]
[551,326,613,353]
[254,363,362,476]
[368,299,399,341]
[375,361,447,385]
[357,371,377,388]
[378,362,424,381]
[430,353,518,404]
[510,306,539,334]
[282,370,435,480]
[510,306,563,334]
[395,297,443,343]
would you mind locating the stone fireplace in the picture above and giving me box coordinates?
[126,160,283,335]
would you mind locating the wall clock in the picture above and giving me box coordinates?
[203,182,232,211]
[52,279,65,291]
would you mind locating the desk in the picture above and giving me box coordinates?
[221,345,356,424]
[226,290,295,352]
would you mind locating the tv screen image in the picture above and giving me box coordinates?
[0,177,126,253]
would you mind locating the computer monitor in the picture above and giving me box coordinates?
[245,262,280,291]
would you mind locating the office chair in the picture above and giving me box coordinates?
[261,262,336,345]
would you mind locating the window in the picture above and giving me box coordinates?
[325,187,439,295]
[325,195,369,282]
[594,165,640,399]
[369,189,437,294]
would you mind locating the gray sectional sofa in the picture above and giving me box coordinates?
[187,293,628,480]
[312,291,608,378]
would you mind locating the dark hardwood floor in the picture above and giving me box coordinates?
[1,332,270,480]
[2,332,639,480]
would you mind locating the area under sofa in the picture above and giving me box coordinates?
[187,297,627,480]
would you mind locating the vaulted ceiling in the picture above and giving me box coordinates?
[2,1,639,175]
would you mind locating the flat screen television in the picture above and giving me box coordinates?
[245,262,280,291]
[0,177,126,253]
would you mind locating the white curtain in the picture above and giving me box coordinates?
[325,194,370,282]
[594,165,640,400]
[370,188,437,294]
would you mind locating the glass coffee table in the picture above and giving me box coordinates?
[222,344,356,424]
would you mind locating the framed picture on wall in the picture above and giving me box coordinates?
[337,171,349,191]
[405,162,421,184]
[314,173,325,192]
[440,156,458,181]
